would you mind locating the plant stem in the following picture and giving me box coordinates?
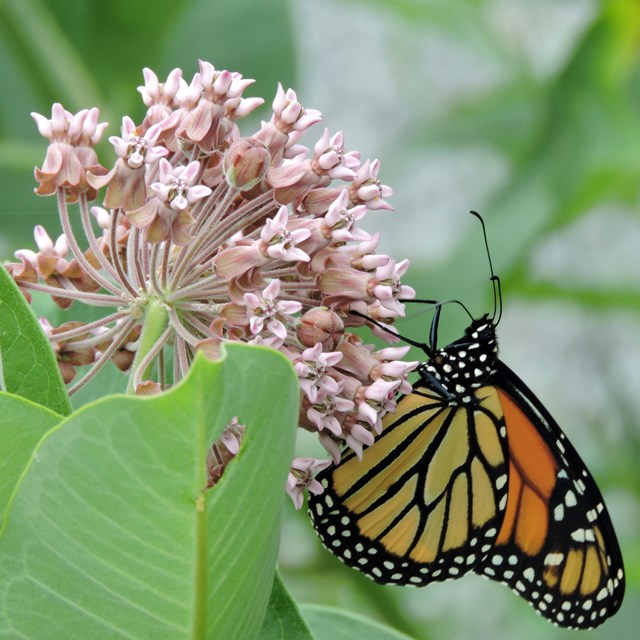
[126,298,169,393]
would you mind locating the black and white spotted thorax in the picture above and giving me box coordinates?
[418,315,498,404]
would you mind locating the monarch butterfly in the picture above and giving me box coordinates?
[308,212,624,629]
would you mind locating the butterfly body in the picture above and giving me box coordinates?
[309,315,624,629]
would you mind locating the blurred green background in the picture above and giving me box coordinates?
[1,0,639,638]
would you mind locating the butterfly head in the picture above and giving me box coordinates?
[419,315,498,403]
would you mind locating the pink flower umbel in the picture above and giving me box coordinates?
[9,60,418,509]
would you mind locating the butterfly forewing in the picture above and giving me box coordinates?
[309,384,510,585]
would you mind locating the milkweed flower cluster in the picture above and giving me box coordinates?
[5,61,418,508]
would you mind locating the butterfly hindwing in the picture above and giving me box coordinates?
[474,363,625,629]
[310,383,510,585]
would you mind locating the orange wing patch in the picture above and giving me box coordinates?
[495,389,557,555]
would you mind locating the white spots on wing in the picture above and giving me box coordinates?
[565,490,577,507]
[544,552,564,566]
[523,568,535,582]
[571,529,586,542]
[554,504,564,521]
[496,474,507,490]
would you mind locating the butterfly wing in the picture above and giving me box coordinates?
[474,361,625,629]
[309,383,510,585]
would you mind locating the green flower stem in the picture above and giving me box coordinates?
[126,299,169,393]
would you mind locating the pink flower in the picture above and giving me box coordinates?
[137,67,184,125]
[351,159,394,211]
[88,117,168,210]
[260,206,311,262]
[244,280,302,345]
[312,129,360,180]
[323,190,369,242]
[32,103,107,201]
[150,159,212,210]
[307,389,355,436]
[371,259,416,316]
[294,343,343,403]
[357,378,402,434]
[207,418,246,488]
[286,457,331,510]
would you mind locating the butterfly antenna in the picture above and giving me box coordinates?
[400,298,475,323]
[395,298,475,350]
[469,210,502,326]
[348,310,432,356]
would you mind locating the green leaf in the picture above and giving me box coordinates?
[0,343,299,639]
[70,361,127,410]
[0,392,61,530]
[300,605,415,640]
[0,264,71,415]
[259,571,315,640]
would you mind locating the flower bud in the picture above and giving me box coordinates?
[136,381,162,395]
[296,307,344,350]
[224,137,271,191]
